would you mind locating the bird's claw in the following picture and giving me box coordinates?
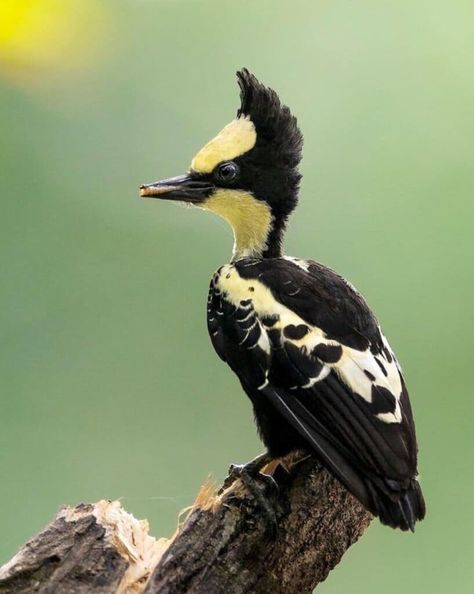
[223,461,279,537]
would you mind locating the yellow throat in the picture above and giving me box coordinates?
[201,190,273,260]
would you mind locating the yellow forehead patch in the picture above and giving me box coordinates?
[190,116,256,174]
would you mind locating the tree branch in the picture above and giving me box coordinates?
[0,457,372,594]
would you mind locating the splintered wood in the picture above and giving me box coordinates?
[0,459,372,594]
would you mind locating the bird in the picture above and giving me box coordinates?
[139,69,426,531]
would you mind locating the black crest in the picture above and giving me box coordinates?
[236,68,303,171]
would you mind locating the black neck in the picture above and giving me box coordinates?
[261,219,286,259]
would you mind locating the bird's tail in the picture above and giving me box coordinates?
[368,478,426,531]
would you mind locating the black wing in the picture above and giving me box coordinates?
[207,257,425,530]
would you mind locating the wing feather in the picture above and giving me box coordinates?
[260,383,372,507]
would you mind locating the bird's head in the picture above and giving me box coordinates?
[140,69,303,259]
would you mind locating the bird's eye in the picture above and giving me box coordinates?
[215,161,239,183]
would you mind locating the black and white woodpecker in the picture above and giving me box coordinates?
[140,69,425,531]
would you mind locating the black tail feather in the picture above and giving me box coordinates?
[369,478,426,531]
[259,385,426,531]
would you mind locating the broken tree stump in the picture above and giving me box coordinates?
[0,458,372,594]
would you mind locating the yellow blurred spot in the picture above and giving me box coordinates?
[0,0,109,86]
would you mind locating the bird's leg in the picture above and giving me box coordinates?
[230,451,275,479]
[222,452,279,537]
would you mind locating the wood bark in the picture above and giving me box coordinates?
[0,458,372,594]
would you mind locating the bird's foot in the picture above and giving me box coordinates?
[228,462,279,494]
[222,453,279,537]
[222,452,277,491]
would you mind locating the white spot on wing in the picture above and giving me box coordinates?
[256,321,271,355]
[288,287,301,296]
[377,408,402,424]
[283,256,310,272]
[302,366,330,388]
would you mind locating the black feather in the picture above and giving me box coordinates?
[236,68,303,172]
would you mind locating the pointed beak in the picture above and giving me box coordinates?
[139,174,214,204]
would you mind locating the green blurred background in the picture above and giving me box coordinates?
[1,0,473,592]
